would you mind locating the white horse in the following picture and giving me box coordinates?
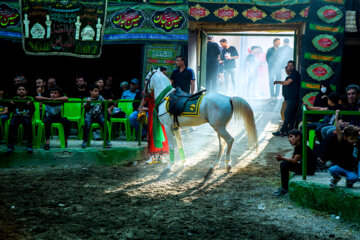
[146,69,258,172]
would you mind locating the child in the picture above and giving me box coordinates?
[36,86,70,150]
[7,84,35,153]
[273,129,317,196]
[0,86,9,143]
[305,92,344,142]
[82,84,111,148]
[328,110,359,188]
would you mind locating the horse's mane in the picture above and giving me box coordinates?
[151,70,171,86]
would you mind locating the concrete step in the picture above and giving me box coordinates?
[0,139,146,168]
[289,173,360,223]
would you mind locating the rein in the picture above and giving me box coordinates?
[145,70,156,94]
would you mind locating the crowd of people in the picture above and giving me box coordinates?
[206,36,293,98]
[0,74,143,152]
[0,66,177,165]
[272,83,360,196]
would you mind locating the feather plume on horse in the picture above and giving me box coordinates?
[146,69,258,172]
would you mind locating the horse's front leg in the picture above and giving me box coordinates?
[173,128,186,166]
[163,124,175,169]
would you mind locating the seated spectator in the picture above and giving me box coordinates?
[82,84,111,148]
[304,92,344,142]
[314,82,332,108]
[103,75,116,100]
[47,77,57,89]
[121,78,139,99]
[321,84,359,139]
[308,82,332,122]
[272,129,316,196]
[329,110,359,188]
[120,81,129,92]
[118,81,129,99]
[68,76,89,99]
[95,77,105,96]
[9,75,26,98]
[7,84,35,153]
[36,86,70,150]
[34,77,49,97]
[0,86,9,143]
[129,88,147,140]
[339,94,348,107]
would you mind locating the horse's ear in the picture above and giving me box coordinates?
[156,67,161,72]
[150,67,153,72]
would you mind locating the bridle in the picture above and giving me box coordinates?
[144,70,157,94]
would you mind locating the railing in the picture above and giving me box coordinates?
[0,98,142,148]
[301,105,360,180]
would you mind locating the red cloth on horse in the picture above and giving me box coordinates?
[147,93,169,155]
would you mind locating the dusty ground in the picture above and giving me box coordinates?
[1,99,359,240]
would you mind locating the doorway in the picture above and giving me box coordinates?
[200,31,296,99]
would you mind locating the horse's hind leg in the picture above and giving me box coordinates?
[212,133,225,169]
[217,127,234,172]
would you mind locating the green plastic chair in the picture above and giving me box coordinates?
[82,98,106,147]
[6,98,37,146]
[0,119,3,139]
[308,130,316,150]
[63,98,83,139]
[3,113,11,145]
[108,100,133,141]
[6,115,36,146]
[307,119,325,150]
[86,123,104,147]
[36,104,67,148]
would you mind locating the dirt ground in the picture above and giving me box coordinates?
[1,99,360,240]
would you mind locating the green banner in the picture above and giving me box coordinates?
[20,0,107,58]
[142,43,181,80]
[105,3,188,42]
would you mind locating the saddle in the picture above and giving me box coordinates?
[167,87,206,125]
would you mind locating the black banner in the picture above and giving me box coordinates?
[20,0,107,58]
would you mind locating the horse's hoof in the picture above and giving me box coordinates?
[175,160,185,168]
[166,163,173,170]
[213,163,219,169]
[226,165,232,172]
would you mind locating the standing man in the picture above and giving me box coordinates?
[219,38,238,94]
[170,56,195,94]
[279,38,293,69]
[273,61,300,136]
[246,46,259,98]
[206,36,221,93]
[266,38,281,99]
[68,75,89,99]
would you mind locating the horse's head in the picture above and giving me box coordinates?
[144,68,158,94]
[145,68,171,94]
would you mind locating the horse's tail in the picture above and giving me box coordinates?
[231,97,258,151]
